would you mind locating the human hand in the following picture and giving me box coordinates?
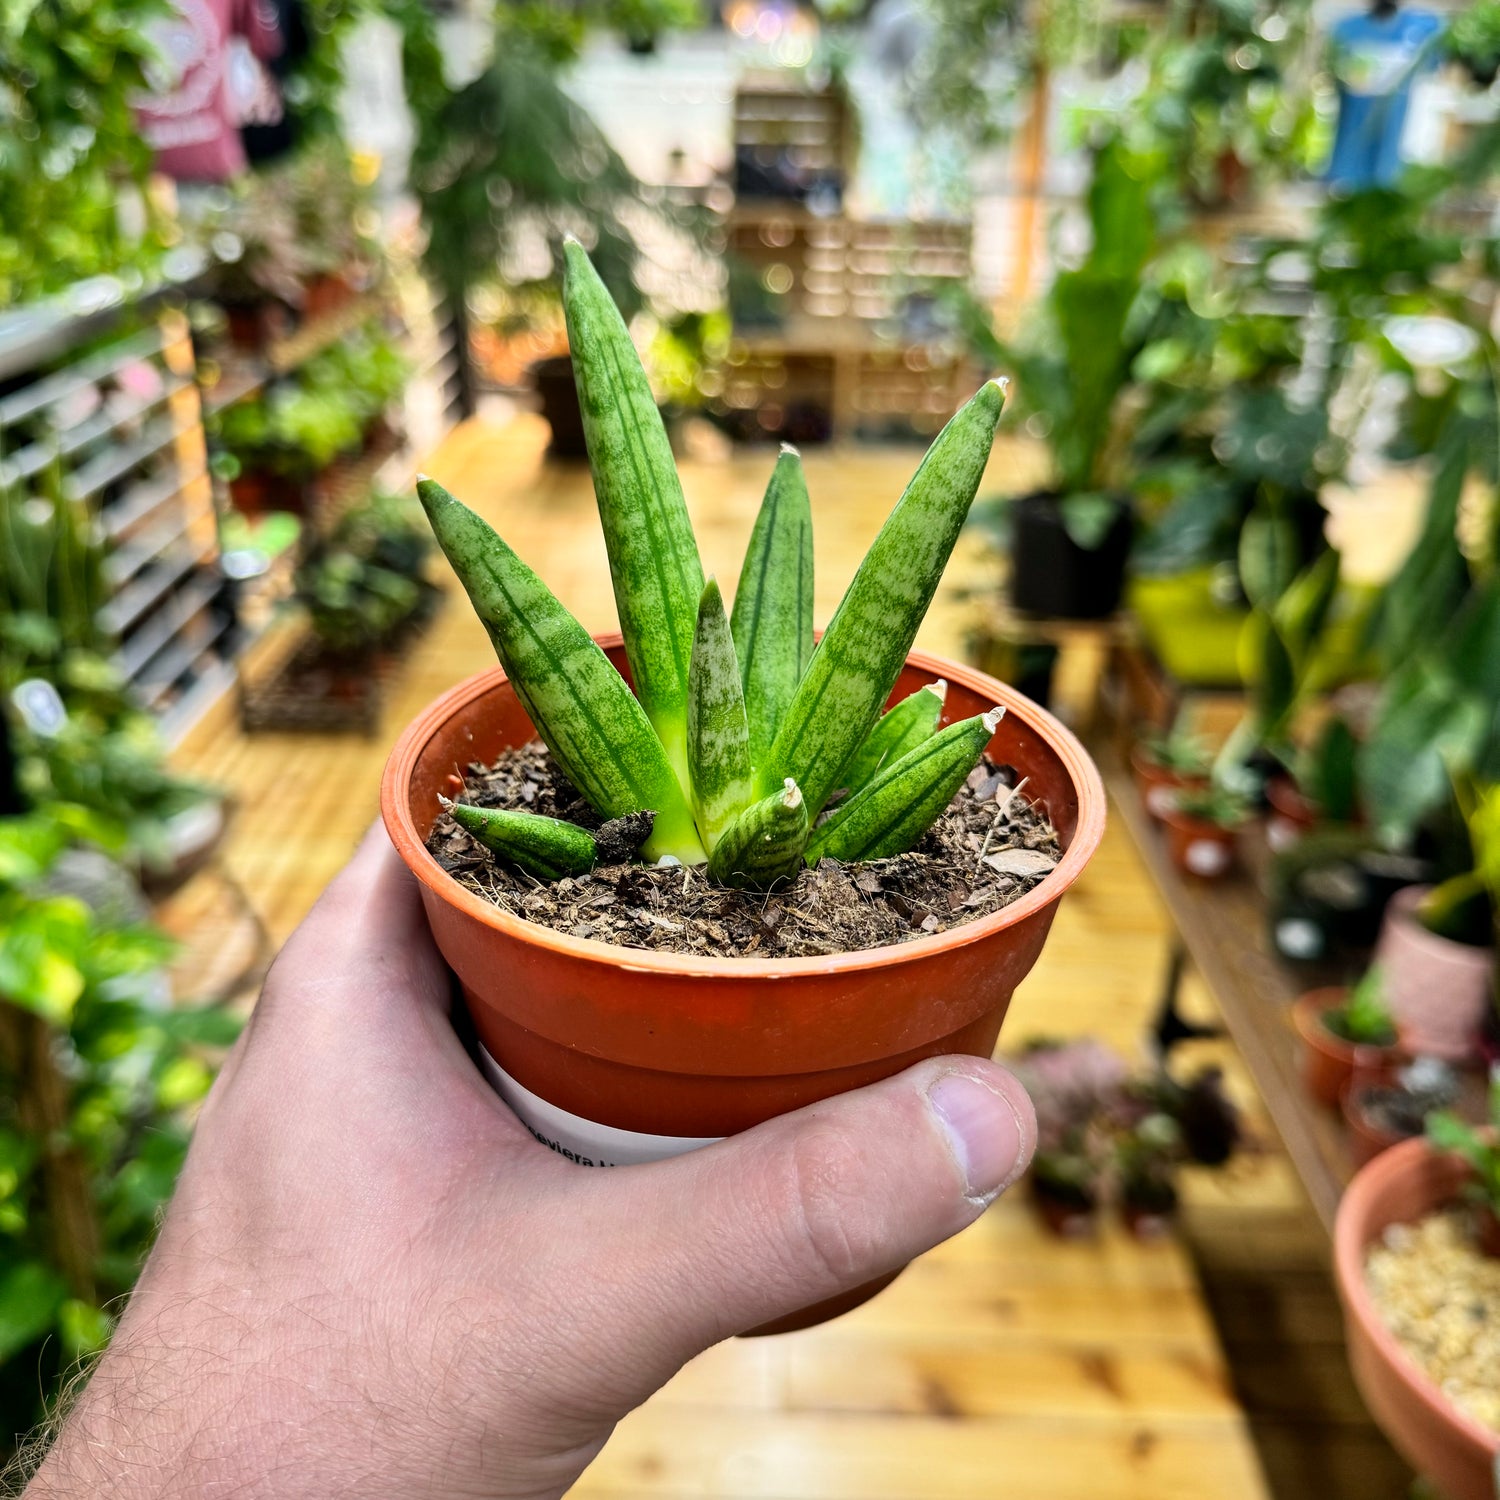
[27,826,1034,1500]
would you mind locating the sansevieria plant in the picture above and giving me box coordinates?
[418,240,1007,890]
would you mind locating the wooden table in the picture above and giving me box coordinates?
[1107,761,1358,1233]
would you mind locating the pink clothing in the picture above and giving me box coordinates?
[132,0,282,182]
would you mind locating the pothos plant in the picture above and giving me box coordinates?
[421,242,1007,891]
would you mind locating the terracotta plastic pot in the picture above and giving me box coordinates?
[1341,1087,1407,1170]
[1160,807,1238,880]
[385,638,1104,1136]
[1129,744,1208,823]
[386,641,1103,1329]
[1292,988,1400,1110]
[1374,885,1494,1063]
[1334,1139,1500,1500]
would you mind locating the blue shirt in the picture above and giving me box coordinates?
[1327,8,1443,188]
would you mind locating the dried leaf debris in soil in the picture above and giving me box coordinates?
[427,742,1061,958]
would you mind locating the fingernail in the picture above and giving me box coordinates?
[927,1072,1027,1201]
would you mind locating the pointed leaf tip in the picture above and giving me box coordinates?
[782,777,802,807]
[779,442,800,457]
[983,706,1005,733]
[930,679,948,701]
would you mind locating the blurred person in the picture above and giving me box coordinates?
[22,826,1034,1500]
[132,0,283,183]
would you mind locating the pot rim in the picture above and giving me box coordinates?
[1292,987,1399,1060]
[381,637,1107,979]
[1384,883,1496,965]
[1333,1136,1500,1457]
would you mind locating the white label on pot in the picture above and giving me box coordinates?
[477,1046,722,1167]
[1145,785,1176,818]
[1185,839,1229,877]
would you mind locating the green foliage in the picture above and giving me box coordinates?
[0,804,239,1441]
[1137,719,1211,777]
[295,490,436,657]
[402,13,698,322]
[422,248,1003,887]
[216,322,410,478]
[0,0,170,306]
[1323,968,1396,1047]
[1170,781,1249,828]
[968,138,1155,498]
[1426,1070,1500,1215]
[1417,780,1500,953]
[1448,0,1500,79]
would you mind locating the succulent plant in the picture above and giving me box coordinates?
[419,241,1006,889]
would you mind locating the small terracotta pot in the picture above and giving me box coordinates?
[1129,744,1208,823]
[384,641,1105,1326]
[1030,1179,1098,1238]
[1341,1085,1407,1169]
[302,271,355,322]
[1335,1138,1500,1500]
[1265,775,1319,853]
[1292,989,1400,1110]
[1374,885,1494,1063]
[1160,807,1238,880]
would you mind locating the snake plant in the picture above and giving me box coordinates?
[418,241,1006,888]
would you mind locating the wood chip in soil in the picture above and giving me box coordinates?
[426,741,1062,959]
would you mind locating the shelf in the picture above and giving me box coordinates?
[101,459,206,541]
[65,411,197,502]
[114,570,221,682]
[99,535,216,637]
[0,326,166,430]
[158,658,238,748]
[137,610,231,704]
[104,495,215,589]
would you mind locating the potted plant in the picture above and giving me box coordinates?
[1334,1087,1500,1500]
[1427,1082,1500,1256]
[1117,1112,1183,1240]
[1374,779,1498,1063]
[961,139,1150,620]
[1160,782,1248,880]
[1292,968,1402,1110]
[1266,714,1359,852]
[382,246,1105,1325]
[1344,1056,1459,1169]
[1130,717,1211,821]
[1447,0,1500,88]
[1030,1148,1104,1238]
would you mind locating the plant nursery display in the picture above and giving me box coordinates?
[1160,781,1248,880]
[1343,1057,1459,1169]
[1292,971,1400,1110]
[1336,1083,1500,1500]
[384,243,1103,1284]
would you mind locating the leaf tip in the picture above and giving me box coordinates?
[983,706,1006,733]
[781,777,803,809]
[928,679,948,702]
[779,441,801,458]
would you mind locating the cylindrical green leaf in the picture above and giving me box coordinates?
[562,238,705,803]
[444,800,598,881]
[417,477,705,865]
[839,679,946,797]
[730,444,813,768]
[707,778,809,890]
[687,578,753,851]
[759,379,1004,815]
[806,708,1003,865]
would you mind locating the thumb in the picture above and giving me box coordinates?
[586,1057,1034,1364]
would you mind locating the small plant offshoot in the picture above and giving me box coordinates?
[419,241,1011,892]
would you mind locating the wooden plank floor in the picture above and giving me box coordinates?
[168,412,1271,1500]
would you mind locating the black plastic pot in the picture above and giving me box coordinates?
[532,356,588,460]
[1009,491,1133,620]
